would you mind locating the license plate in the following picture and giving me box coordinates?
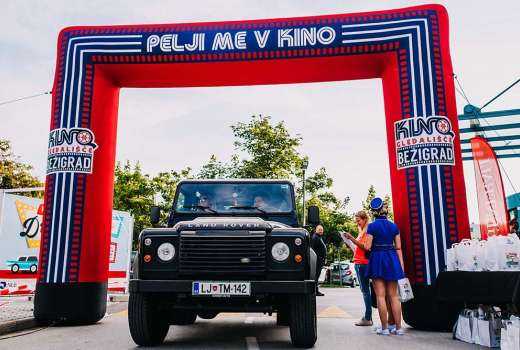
[192,281,251,297]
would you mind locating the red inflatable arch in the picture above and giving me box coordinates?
[35,4,469,327]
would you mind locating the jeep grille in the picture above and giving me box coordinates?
[179,232,266,276]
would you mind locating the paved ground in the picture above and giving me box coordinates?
[0,297,33,323]
[0,287,481,349]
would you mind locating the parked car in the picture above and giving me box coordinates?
[325,261,357,287]
[6,256,38,273]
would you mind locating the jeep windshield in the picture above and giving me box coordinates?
[174,182,294,214]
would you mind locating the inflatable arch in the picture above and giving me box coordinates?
[35,4,470,327]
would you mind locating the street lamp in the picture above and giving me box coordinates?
[302,159,309,226]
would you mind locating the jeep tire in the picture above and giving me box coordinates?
[171,310,197,325]
[289,292,317,348]
[11,264,19,273]
[197,311,219,320]
[128,292,169,346]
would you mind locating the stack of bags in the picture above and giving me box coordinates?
[446,235,520,272]
[454,307,503,348]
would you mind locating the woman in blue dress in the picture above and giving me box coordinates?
[364,197,405,336]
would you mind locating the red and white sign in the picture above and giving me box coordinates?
[0,193,133,295]
[471,136,509,239]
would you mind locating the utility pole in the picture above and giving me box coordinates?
[302,159,309,226]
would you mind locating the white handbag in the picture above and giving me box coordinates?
[397,278,414,302]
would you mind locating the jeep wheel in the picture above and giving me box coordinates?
[171,310,197,325]
[11,264,19,273]
[197,311,218,320]
[289,292,317,348]
[30,265,37,273]
[128,292,169,346]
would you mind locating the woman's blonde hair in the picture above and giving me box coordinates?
[355,210,369,231]
[355,210,369,221]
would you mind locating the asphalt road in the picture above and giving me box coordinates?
[0,288,480,349]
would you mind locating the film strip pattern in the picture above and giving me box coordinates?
[41,9,457,285]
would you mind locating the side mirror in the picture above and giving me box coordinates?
[150,206,160,226]
[307,206,320,226]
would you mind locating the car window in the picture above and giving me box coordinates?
[19,257,27,262]
[28,256,38,261]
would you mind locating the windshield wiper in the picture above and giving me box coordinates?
[183,205,217,214]
[228,205,266,214]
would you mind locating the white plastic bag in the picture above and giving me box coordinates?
[501,327,509,350]
[457,239,478,271]
[503,317,520,350]
[486,236,503,271]
[499,235,520,271]
[455,309,475,343]
[447,243,458,271]
[473,313,481,344]
[475,240,487,271]
[476,317,502,347]
[397,278,414,302]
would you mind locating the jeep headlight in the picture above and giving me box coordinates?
[157,242,175,262]
[271,242,290,262]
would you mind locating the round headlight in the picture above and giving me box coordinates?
[271,242,290,262]
[144,238,152,246]
[157,243,175,262]
[294,238,302,246]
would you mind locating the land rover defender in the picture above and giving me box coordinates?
[128,179,319,348]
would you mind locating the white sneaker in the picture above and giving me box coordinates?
[394,328,405,336]
[375,328,390,336]
[388,324,396,332]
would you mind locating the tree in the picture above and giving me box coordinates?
[113,161,155,246]
[0,139,43,193]
[197,155,228,179]
[362,184,394,220]
[299,167,355,262]
[384,194,394,220]
[152,167,192,222]
[113,161,193,246]
[230,115,302,179]
[362,185,377,213]
[114,115,357,254]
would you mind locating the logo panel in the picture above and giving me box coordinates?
[47,128,98,174]
[394,116,455,170]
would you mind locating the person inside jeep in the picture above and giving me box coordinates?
[198,194,214,209]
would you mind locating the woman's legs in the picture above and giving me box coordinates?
[354,264,372,321]
[373,279,388,329]
[386,296,395,326]
[385,281,402,329]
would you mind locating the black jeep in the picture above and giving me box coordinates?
[128,179,319,348]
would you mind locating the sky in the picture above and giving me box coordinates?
[1,0,519,222]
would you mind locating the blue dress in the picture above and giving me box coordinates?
[366,216,405,281]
